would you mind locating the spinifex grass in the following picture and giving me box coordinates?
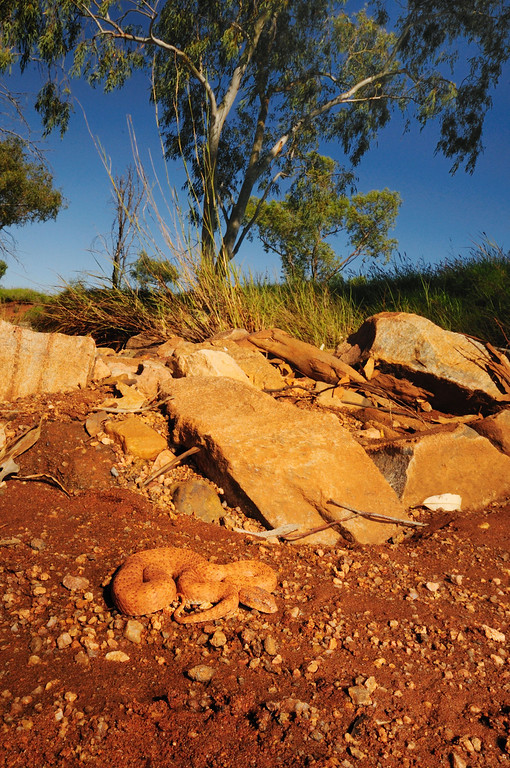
[34,263,363,349]
[33,240,510,349]
[333,239,510,347]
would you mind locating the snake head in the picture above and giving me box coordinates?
[238,586,278,614]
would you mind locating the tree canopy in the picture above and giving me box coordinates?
[247,154,401,281]
[1,1,508,268]
[0,137,64,253]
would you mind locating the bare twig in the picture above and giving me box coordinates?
[284,499,426,541]
[139,446,200,487]
[326,498,426,527]
[11,473,71,497]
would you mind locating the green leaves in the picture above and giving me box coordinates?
[0,138,64,233]
[247,153,401,281]
[2,0,509,265]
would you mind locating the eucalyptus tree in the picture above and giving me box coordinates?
[0,137,64,255]
[247,154,401,281]
[1,1,508,268]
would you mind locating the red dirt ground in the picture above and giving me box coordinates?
[0,386,509,768]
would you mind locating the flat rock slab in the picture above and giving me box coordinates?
[0,320,95,401]
[366,424,510,510]
[163,377,409,545]
[347,312,504,409]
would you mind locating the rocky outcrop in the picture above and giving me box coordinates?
[168,339,286,391]
[345,312,505,410]
[0,319,95,401]
[366,424,510,510]
[163,376,410,546]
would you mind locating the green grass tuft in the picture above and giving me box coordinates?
[25,238,510,350]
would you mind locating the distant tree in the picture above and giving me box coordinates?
[0,137,64,254]
[247,155,401,281]
[93,166,145,289]
[130,252,178,292]
[2,1,509,267]
[0,259,7,281]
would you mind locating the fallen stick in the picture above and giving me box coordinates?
[326,498,427,527]
[233,523,300,539]
[139,446,200,487]
[284,499,426,542]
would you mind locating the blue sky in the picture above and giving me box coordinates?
[1,53,509,292]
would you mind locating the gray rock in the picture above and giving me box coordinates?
[172,479,224,524]
[163,377,409,546]
[347,312,506,410]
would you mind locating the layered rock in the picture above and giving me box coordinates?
[0,319,95,401]
[366,424,510,510]
[163,376,409,546]
[346,312,505,410]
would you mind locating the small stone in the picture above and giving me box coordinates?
[65,692,78,703]
[105,651,130,663]
[481,624,506,643]
[104,416,167,459]
[57,632,73,649]
[187,665,215,682]
[348,686,372,706]
[425,581,440,592]
[450,751,468,768]
[209,630,227,648]
[27,655,41,666]
[74,651,90,667]
[124,619,144,644]
[29,538,46,551]
[264,636,278,656]
[62,574,90,592]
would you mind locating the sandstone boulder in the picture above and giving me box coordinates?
[163,377,409,545]
[0,320,95,402]
[172,348,253,385]
[366,424,510,510]
[346,312,505,410]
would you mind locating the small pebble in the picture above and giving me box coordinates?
[105,651,130,663]
[187,665,215,682]
[124,620,144,644]
[63,574,90,592]
[29,538,46,551]
[348,686,372,706]
[209,630,227,648]
[57,632,73,650]
[264,636,278,656]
